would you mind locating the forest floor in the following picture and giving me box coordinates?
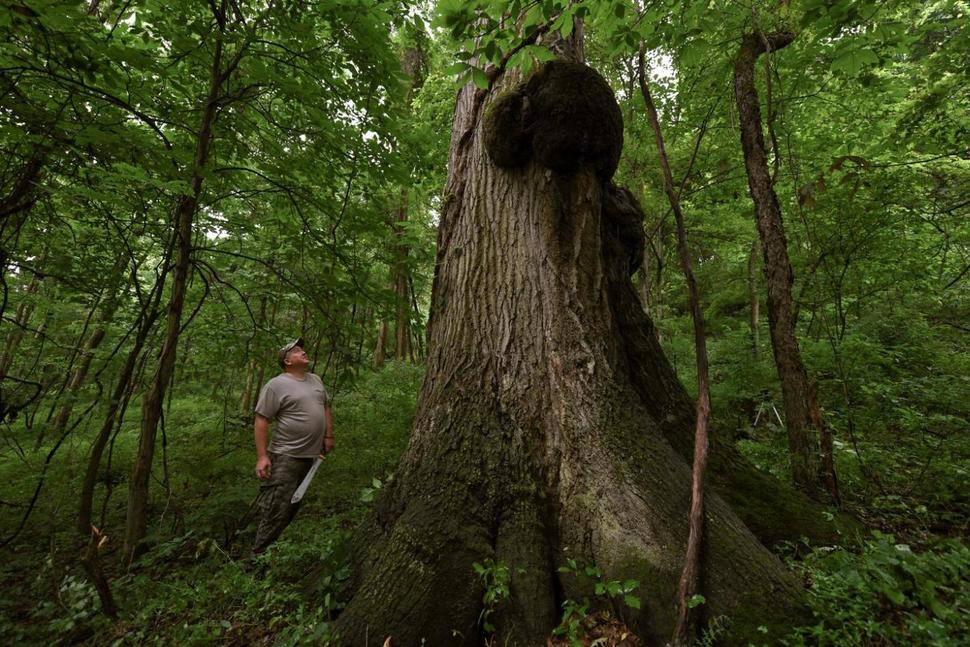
[1,362,967,645]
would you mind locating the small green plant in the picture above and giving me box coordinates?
[696,614,729,647]
[551,558,642,646]
[553,598,590,646]
[472,558,512,634]
[783,533,970,645]
[359,476,386,503]
[33,573,102,636]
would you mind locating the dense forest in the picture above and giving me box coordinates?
[1,0,967,645]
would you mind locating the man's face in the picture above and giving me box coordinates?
[285,345,310,369]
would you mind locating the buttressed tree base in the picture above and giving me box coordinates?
[334,54,816,646]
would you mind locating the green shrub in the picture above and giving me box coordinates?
[785,533,970,646]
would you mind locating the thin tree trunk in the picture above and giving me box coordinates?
[811,384,841,506]
[0,154,46,295]
[373,320,388,368]
[408,275,425,360]
[79,525,117,618]
[45,256,127,446]
[240,297,267,415]
[78,255,169,535]
[0,256,46,380]
[748,238,760,359]
[640,234,664,338]
[637,51,713,647]
[392,197,412,362]
[389,42,426,364]
[240,359,256,414]
[734,31,826,498]
[124,15,234,558]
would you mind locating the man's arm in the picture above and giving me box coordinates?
[323,405,334,454]
[254,414,272,479]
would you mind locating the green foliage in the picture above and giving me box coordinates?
[1,0,969,642]
[552,597,592,647]
[32,568,106,637]
[784,534,970,645]
[472,558,512,634]
[553,558,642,645]
[0,361,423,645]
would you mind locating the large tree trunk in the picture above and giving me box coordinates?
[734,31,827,498]
[335,45,808,645]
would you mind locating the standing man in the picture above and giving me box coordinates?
[252,338,334,554]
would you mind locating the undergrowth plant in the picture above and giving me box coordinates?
[784,533,970,646]
[552,558,642,646]
[472,558,512,635]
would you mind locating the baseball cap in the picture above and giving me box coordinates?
[278,338,305,369]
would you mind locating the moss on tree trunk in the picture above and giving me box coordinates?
[332,47,823,644]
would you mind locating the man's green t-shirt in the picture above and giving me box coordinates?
[254,373,329,457]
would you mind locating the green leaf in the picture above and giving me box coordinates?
[679,38,709,68]
[687,594,706,609]
[471,67,489,90]
[560,14,574,39]
[832,47,879,76]
[443,61,469,75]
[525,45,557,63]
[624,595,641,609]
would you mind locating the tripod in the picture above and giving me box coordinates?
[753,389,784,428]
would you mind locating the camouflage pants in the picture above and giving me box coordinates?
[252,453,314,554]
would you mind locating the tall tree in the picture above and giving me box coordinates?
[733,29,833,499]
[124,0,244,558]
[335,19,806,645]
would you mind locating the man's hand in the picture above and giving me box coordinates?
[323,436,334,455]
[255,455,272,480]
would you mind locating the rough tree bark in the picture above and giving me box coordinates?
[734,31,828,498]
[334,39,808,646]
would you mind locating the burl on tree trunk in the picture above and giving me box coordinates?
[334,59,811,645]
